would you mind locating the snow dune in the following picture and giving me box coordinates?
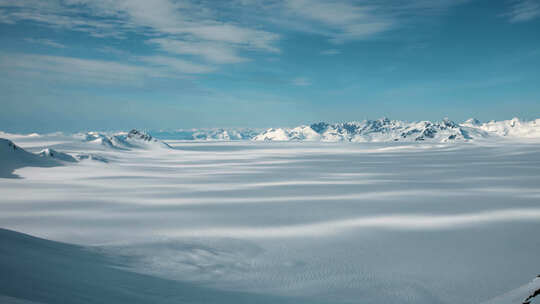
[0,228,327,304]
[157,208,540,238]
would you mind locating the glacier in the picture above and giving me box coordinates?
[1,119,540,304]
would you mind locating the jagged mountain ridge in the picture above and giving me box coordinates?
[150,118,538,142]
[253,118,481,142]
[10,118,538,144]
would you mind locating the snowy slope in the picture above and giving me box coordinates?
[38,148,77,162]
[483,276,540,304]
[0,138,65,178]
[1,137,540,303]
[466,118,540,139]
[0,228,328,304]
[83,131,117,148]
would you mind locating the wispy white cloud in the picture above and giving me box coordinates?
[284,0,393,42]
[23,38,66,48]
[0,0,471,51]
[505,0,540,22]
[0,0,280,68]
[0,53,147,85]
[0,53,214,87]
[148,38,248,64]
[181,24,281,53]
[66,0,281,51]
[0,0,128,38]
[0,0,474,72]
[234,0,471,44]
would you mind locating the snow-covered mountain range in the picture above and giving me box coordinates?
[149,118,540,142]
[2,119,540,148]
[253,118,475,142]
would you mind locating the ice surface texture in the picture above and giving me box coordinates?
[1,129,540,303]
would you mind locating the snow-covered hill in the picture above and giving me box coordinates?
[253,118,539,142]
[464,118,540,139]
[0,138,69,177]
[81,129,171,149]
[38,148,77,162]
[0,228,324,304]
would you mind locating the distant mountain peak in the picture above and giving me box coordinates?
[72,117,540,143]
[38,148,77,162]
[127,129,154,142]
[464,118,482,126]
[82,129,170,149]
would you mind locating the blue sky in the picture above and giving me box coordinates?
[0,0,539,132]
